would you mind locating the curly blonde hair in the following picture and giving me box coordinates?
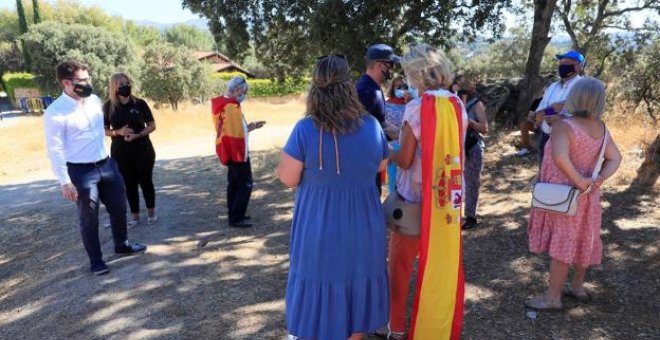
[306,55,365,134]
[401,44,454,92]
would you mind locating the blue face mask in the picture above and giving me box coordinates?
[394,89,406,98]
[236,94,246,103]
[408,86,419,99]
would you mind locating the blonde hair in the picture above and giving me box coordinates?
[107,72,133,116]
[401,44,454,92]
[565,77,606,118]
[306,55,365,134]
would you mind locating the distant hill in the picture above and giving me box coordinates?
[133,18,209,32]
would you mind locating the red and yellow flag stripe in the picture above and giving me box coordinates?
[409,93,465,340]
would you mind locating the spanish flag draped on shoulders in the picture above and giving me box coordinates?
[212,95,248,165]
[409,89,467,340]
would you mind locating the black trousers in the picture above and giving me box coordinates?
[112,141,156,214]
[227,159,253,224]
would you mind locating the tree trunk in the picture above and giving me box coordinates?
[635,134,660,187]
[515,0,558,118]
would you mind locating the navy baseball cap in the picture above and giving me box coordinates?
[366,44,400,63]
[556,50,585,64]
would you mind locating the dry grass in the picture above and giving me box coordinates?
[0,97,307,182]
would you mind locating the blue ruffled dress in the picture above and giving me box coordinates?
[283,116,389,340]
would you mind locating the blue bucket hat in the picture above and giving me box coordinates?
[556,50,585,65]
[366,44,400,63]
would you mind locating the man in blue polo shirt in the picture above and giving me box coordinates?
[357,43,400,194]
[357,44,400,128]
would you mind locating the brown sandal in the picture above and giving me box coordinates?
[524,294,563,311]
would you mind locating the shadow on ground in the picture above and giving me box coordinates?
[0,150,292,339]
[1,147,658,339]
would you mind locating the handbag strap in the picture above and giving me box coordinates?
[590,125,609,180]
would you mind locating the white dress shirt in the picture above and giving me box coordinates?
[538,75,582,134]
[43,92,108,185]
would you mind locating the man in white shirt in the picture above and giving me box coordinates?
[44,61,146,276]
[532,50,584,167]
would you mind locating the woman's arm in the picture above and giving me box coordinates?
[277,152,304,188]
[595,133,623,186]
[469,101,489,135]
[139,121,156,137]
[550,121,592,191]
[390,123,417,170]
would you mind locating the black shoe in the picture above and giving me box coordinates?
[90,262,110,276]
[229,221,252,228]
[115,242,147,255]
[462,217,477,230]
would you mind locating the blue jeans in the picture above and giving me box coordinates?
[538,131,550,171]
[67,158,128,265]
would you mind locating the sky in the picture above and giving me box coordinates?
[0,0,203,23]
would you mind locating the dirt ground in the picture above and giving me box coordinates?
[0,106,658,339]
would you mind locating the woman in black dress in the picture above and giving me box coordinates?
[103,73,157,227]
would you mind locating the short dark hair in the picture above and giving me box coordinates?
[56,61,88,83]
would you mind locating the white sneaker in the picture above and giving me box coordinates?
[147,215,158,225]
[515,148,531,156]
[127,218,140,228]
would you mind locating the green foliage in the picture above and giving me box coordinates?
[246,78,309,97]
[1,72,37,101]
[209,73,308,97]
[164,24,214,51]
[0,41,24,72]
[183,0,513,78]
[213,71,248,81]
[21,21,137,97]
[140,42,211,110]
[614,35,660,124]
[455,25,561,79]
[123,22,163,47]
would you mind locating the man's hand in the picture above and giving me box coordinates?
[61,183,78,202]
[551,102,564,113]
[534,111,545,125]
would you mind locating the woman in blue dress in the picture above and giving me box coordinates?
[277,55,390,340]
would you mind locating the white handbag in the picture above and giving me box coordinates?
[531,128,608,216]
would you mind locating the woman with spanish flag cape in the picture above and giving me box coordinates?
[386,44,467,340]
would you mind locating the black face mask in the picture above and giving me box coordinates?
[118,85,131,97]
[73,83,93,98]
[558,64,576,79]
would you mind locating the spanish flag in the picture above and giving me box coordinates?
[212,96,247,165]
[409,93,465,340]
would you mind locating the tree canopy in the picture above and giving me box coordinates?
[164,24,215,51]
[182,0,513,78]
[21,21,137,97]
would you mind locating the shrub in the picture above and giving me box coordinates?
[1,72,38,103]
[213,71,249,81]
[210,73,309,97]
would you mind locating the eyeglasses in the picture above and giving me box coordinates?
[317,54,347,61]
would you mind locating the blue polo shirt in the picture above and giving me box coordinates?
[356,74,386,127]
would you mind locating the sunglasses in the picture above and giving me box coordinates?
[317,54,347,61]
